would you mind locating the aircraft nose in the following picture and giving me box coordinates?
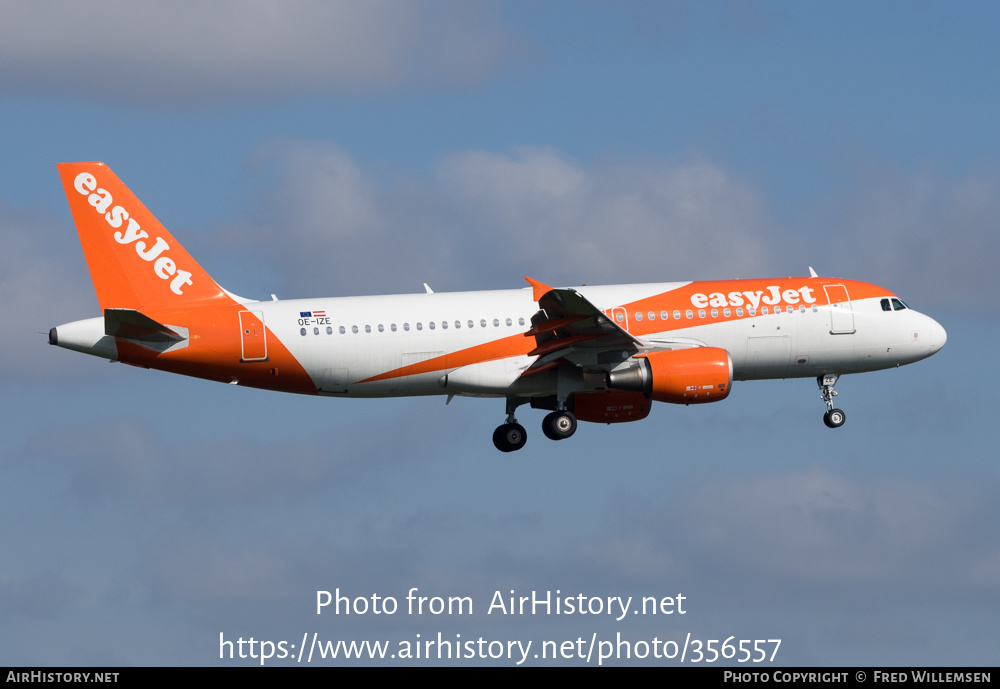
[928,318,947,354]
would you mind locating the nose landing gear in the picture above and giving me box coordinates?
[823,408,846,428]
[818,374,846,428]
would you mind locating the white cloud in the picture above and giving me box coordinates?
[435,147,771,285]
[805,168,1000,310]
[229,142,774,297]
[0,0,516,104]
[0,204,98,379]
[16,412,418,511]
[579,468,1000,596]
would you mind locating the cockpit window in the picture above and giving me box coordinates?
[882,297,909,312]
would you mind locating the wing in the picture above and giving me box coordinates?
[520,277,647,376]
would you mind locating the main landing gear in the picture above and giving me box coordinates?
[493,397,577,451]
[818,374,846,428]
[493,422,527,453]
[542,410,577,441]
[493,396,528,452]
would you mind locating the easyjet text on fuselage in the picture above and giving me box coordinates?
[690,286,817,310]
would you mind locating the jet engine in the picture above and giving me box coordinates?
[607,347,733,404]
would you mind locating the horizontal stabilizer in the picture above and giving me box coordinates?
[104,308,183,343]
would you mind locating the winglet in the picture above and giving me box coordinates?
[523,276,554,302]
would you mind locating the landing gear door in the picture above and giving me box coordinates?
[823,285,855,334]
[239,310,268,361]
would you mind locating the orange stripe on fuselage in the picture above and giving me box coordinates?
[115,302,318,394]
[357,332,532,384]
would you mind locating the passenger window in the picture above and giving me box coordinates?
[429,322,435,330]
[378,324,384,332]
[674,311,681,320]
[480,319,487,328]
[455,321,461,329]
[441,321,447,329]
[391,324,397,332]
[711,309,718,318]
[326,326,333,335]
[649,311,656,321]
[615,312,624,323]
[635,312,643,321]
[762,307,769,315]
[661,311,668,320]
[506,318,512,326]
[300,328,306,336]
[313,327,319,335]
[724,308,731,317]
[686,310,693,319]
[416,323,423,331]
[698,309,706,318]
[339,326,346,334]
[365,325,371,333]
[404,323,410,331]
[352,325,359,334]
[736,307,743,316]
[493,318,500,327]
[519,317,525,326]
[468,320,474,328]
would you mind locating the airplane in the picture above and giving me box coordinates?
[49,162,947,452]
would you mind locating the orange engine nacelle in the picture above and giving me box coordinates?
[607,347,733,404]
[572,390,652,424]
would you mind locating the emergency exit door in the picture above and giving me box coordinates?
[239,310,268,361]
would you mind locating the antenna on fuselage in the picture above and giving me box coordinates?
[423,283,434,294]
[809,267,819,278]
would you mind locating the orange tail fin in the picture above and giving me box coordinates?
[58,162,229,311]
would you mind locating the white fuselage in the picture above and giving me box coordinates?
[235,281,945,398]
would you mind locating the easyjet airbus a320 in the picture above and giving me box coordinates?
[50,163,947,451]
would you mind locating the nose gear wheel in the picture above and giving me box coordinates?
[818,374,846,429]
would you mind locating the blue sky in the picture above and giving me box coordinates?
[1,1,997,666]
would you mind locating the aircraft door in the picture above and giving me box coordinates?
[823,285,855,334]
[239,310,268,361]
[609,307,629,332]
